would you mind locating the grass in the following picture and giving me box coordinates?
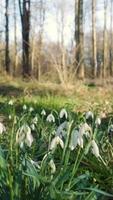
[0,77,113,199]
[0,100,113,200]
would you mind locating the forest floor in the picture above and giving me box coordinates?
[0,76,113,113]
[0,76,113,199]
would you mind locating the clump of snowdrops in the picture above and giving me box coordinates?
[0,101,113,200]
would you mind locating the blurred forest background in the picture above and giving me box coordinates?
[0,0,113,84]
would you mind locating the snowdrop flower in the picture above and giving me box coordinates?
[0,122,6,134]
[49,136,64,150]
[16,124,33,147]
[69,129,84,150]
[86,111,94,119]
[79,123,92,137]
[8,115,12,120]
[23,104,27,110]
[91,140,100,158]
[46,113,55,123]
[31,124,35,131]
[59,108,68,119]
[49,159,56,174]
[69,130,79,150]
[69,123,91,151]
[32,116,38,124]
[29,107,34,112]
[56,121,68,138]
[8,100,14,105]
[77,136,84,148]
[95,117,101,126]
[41,109,46,116]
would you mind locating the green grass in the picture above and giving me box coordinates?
[0,98,113,200]
[0,78,113,199]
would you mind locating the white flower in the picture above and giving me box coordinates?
[31,124,35,131]
[46,114,55,123]
[8,115,12,120]
[0,122,6,134]
[56,121,68,138]
[32,116,38,124]
[49,136,64,150]
[8,100,14,105]
[79,123,91,137]
[69,123,91,151]
[49,159,56,174]
[59,108,68,119]
[86,111,94,119]
[77,136,84,148]
[16,124,33,147]
[69,130,79,150]
[29,107,34,112]
[95,117,101,126]
[91,140,100,158]
[41,109,46,116]
[23,105,27,110]
[69,129,84,150]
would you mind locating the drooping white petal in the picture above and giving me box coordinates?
[41,109,46,116]
[49,136,64,150]
[56,121,68,138]
[23,105,27,110]
[8,100,14,105]
[79,123,91,137]
[8,115,12,120]
[32,116,38,124]
[86,111,94,119]
[16,124,33,147]
[57,136,64,149]
[46,114,55,123]
[77,136,83,148]
[59,108,68,119]
[91,140,100,158]
[29,107,34,112]
[49,159,56,174]
[31,123,35,131]
[0,122,6,134]
[69,130,79,150]
[95,117,101,126]
[25,130,34,147]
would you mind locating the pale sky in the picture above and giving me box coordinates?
[0,0,112,47]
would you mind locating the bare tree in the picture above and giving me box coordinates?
[18,0,31,77]
[103,0,108,78]
[13,0,17,76]
[92,0,97,78]
[5,0,10,73]
[109,0,113,76]
[75,0,84,79]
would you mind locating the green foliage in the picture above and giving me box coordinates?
[0,100,113,200]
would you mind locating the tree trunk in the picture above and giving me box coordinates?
[75,0,84,79]
[18,0,31,77]
[13,0,17,76]
[109,0,113,76]
[5,0,10,74]
[103,0,108,78]
[92,0,97,78]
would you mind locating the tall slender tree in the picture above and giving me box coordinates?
[75,0,84,79]
[18,0,31,77]
[109,0,113,76]
[103,0,108,78]
[13,0,17,76]
[5,0,10,73]
[92,0,97,78]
